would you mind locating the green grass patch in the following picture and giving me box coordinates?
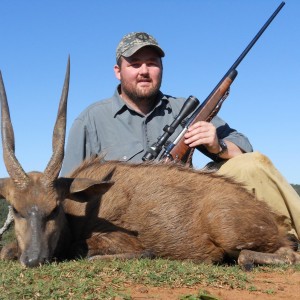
[0,259,247,299]
[0,258,299,300]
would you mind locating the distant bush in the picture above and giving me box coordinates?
[291,184,300,196]
[0,198,9,224]
[0,198,15,246]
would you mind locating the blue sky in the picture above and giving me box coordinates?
[0,0,299,184]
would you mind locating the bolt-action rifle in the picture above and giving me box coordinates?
[142,2,285,164]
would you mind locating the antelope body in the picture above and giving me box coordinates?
[0,60,299,269]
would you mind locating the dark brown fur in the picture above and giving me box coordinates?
[2,156,299,269]
[61,157,298,268]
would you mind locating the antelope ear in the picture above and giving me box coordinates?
[58,177,114,202]
[0,178,11,202]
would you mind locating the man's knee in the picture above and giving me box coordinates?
[219,151,272,178]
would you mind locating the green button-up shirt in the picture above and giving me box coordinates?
[61,87,252,175]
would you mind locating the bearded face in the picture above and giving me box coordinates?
[120,67,162,102]
[114,47,163,105]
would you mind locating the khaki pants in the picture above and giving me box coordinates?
[206,152,300,238]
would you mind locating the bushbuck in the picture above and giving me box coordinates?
[0,59,299,269]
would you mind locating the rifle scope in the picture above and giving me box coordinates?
[142,95,199,161]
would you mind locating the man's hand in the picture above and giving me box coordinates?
[184,121,220,153]
[184,121,245,159]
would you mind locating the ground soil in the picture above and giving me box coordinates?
[119,269,300,300]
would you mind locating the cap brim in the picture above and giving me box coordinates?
[122,44,165,58]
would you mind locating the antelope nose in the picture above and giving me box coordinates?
[21,255,47,268]
[27,257,40,268]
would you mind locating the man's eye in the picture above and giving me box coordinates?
[149,62,159,67]
[130,63,141,68]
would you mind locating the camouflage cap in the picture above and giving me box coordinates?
[116,32,165,62]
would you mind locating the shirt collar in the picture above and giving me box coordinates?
[112,85,171,118]
[111,86,127,117]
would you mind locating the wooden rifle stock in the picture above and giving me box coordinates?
[159,2,285,164]
[160,70,237,163]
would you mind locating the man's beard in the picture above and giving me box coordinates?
[120,74,162,103]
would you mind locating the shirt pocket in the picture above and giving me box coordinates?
[102,141,144,162]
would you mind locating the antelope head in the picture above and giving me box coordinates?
[0,59,71,267]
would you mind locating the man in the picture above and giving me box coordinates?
[62,32,300,240]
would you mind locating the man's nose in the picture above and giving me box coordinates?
[139,63,149,75]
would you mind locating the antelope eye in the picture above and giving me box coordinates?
[46,205,60,221]
[12,206,24,219]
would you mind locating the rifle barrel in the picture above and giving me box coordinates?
[230,1,285,72]
[188,2,285,121]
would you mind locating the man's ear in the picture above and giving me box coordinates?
[68,178,114,202]
[114,64,121,80]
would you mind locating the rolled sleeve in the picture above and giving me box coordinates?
[212,116,253,153]
[197,115,253,161]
